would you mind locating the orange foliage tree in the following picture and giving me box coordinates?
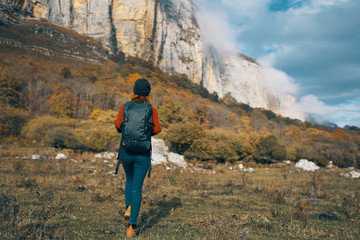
[0,67,21,107]
[46,83,74,118]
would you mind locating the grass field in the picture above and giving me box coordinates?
[1,144,359,239]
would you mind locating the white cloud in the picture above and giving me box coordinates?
[299,95,360,126]
[194,1,237,53]
[299,95,339,115]
[259,53,299,96]
[193,0,360,126]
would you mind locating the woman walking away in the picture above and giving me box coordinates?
[114,78,161,237]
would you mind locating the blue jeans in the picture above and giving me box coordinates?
[121,149,150,225]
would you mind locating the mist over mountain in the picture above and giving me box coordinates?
[0,0,305,120]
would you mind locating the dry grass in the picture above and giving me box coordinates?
[0,146,359,239]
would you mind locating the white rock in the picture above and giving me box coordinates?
[245,167,254,173]
[283,160,291,164]
[168,152,187,168]
[238,164,254,173]
[151,138,170,166]
[349,171,360,179]
[151,138,187,168]
[55,153,68,160]
[151,153,168,166]
[104,160,109,163]
[340,173,350,178]
[32,154,48,160]
[327,161,334,168]
[32,154,41,160]
[295,159,320,171]
[103,152,116,159]
[95,152,116,159]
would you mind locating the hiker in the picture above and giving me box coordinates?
[114,78,161,237]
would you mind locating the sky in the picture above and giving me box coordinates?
[193,0,360,127]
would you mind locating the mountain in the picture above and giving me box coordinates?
[0,0,304,120]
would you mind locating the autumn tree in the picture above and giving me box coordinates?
[0,103,25,135]
[46,82,75,118]
[254,135,286,163]
[127,73,142,83]
[165,123,205,154]
[157,97,184,128]
[0,67,21,107]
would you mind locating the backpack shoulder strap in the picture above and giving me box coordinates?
[145,102,153,119]
[123,101,134,113]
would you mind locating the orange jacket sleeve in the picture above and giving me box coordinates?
[151,106,161,135]
[114,103,125,130]
[113,103,161,135]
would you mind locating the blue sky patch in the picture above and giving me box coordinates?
[268,0,307,12]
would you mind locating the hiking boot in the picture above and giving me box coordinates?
[124,206,131,220]
[126,225,136,237]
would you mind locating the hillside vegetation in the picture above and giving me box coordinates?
[1,45,359,168]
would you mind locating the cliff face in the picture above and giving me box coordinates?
[0,0,304,120]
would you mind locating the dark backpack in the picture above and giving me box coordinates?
[121,101,153,153]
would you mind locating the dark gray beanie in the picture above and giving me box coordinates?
[133,78,151,96]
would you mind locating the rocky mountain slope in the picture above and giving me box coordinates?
[0,0,304,120]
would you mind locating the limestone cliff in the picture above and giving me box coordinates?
[0,0,304,120]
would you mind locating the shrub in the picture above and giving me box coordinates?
[45,127,85,149]
[184,137,213,161]
[254,135,286,162]
[22,116,75,141]
[211,139,238,163]
[22,116,120,151]
[46,83,75,118]
[157,98,184,128]
[333,151,356,168]
[73,120,120,152]
[0,104,26,136]
[90,109,118,123]
[0,67,21,107]
[165,123,204,154]
[285,146,297,161]
[184,130,238,163]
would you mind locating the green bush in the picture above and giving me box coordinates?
[157,98,184,128]
[332,151,356,168]
[22,116,120,152]
[211,139,238,163]
[45,127,85,149]
[254,135,286,162]
[22,116,75,141]
[184,137,213,161]
[184,130,238,163]
[165,123,205,154]
[0,104,26,136]
[73,120,120,152]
